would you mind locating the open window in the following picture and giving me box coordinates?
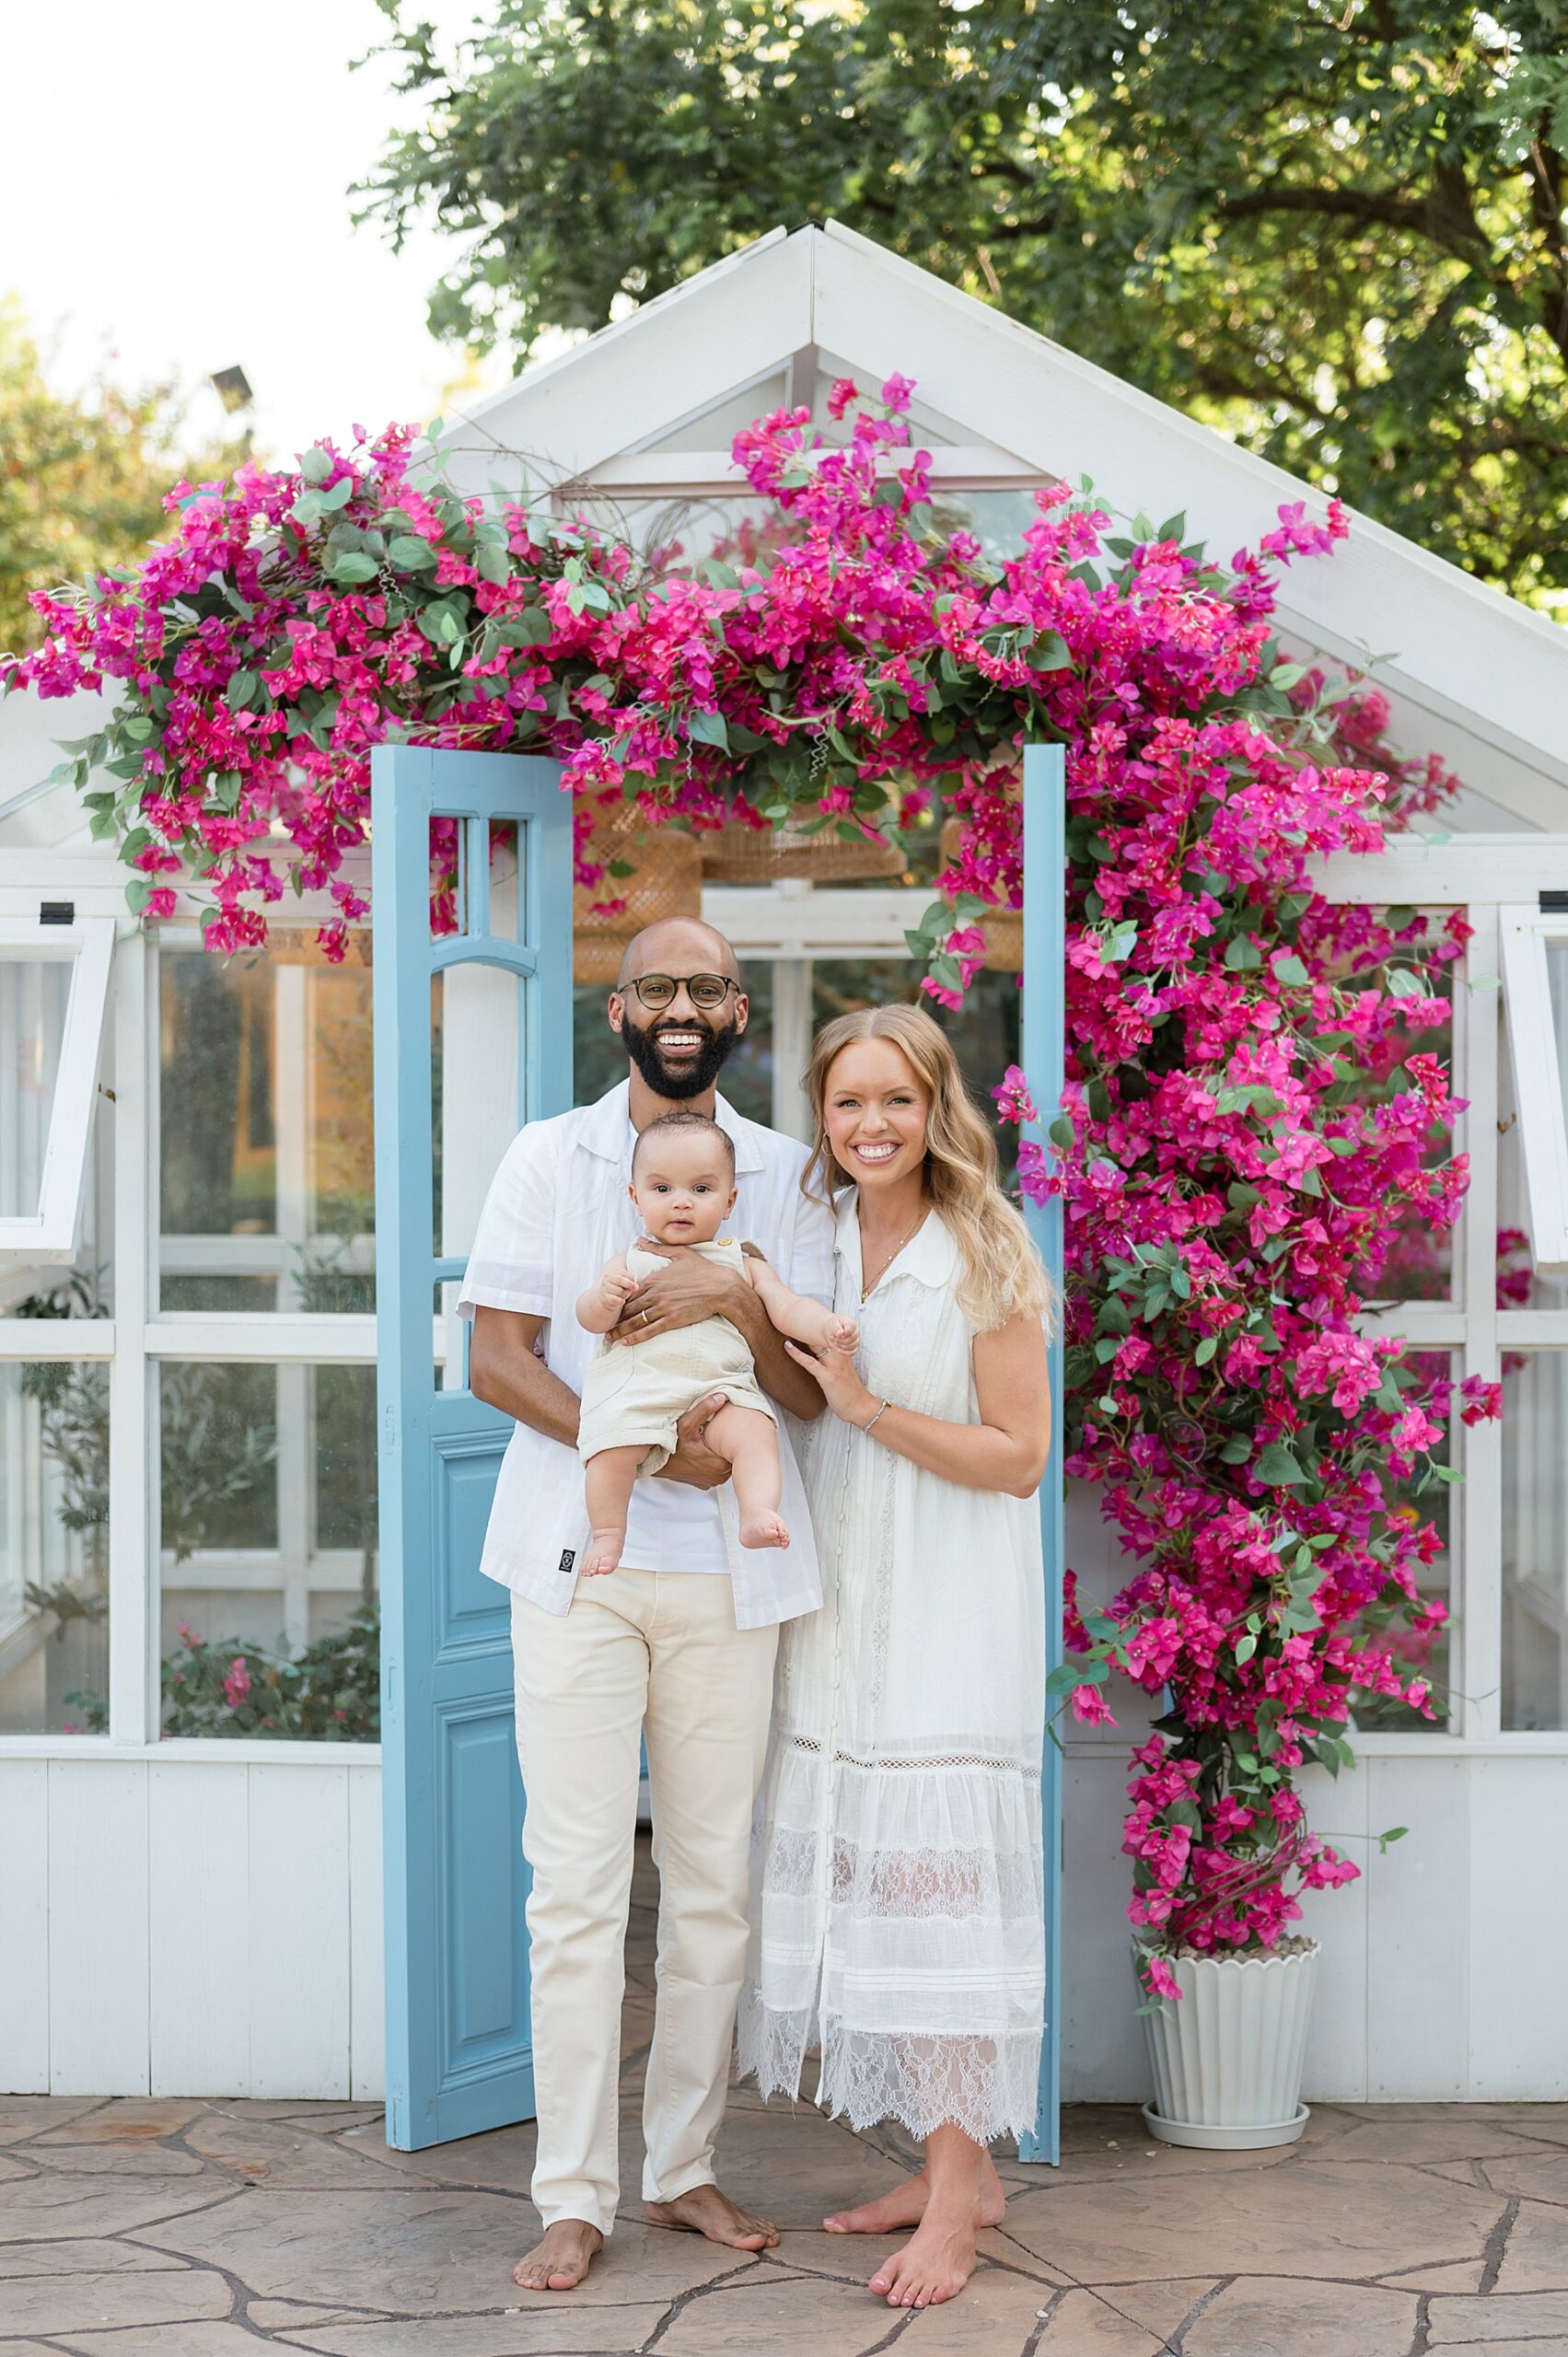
[1501,903,1568,1275]
[0,915,114,1271]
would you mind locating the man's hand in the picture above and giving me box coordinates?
[655,1393,731,1490]
[610,1246,743,1347]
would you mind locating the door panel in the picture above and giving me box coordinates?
[373,747,573,2150]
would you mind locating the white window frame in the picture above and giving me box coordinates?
[1499,905,1568,1272]
[0,914,114,1270]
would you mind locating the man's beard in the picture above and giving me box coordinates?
[621,1016,738,1101]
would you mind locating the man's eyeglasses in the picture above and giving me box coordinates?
[621,972,740,1013]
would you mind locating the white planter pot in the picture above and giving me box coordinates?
[1137,1942,1318,2149]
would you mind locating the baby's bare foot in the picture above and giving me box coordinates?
[738,1510,790,1550]
[580,1528,624,1577]
[512,2218,602,2291]
[648,2183,778,2249]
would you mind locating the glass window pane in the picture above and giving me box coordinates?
[0,955,72,1217]
[563,494,801,584]
[1503,1351,1568,1731]
[1501,946,1568,1304]
[158,1359,377,1741]
[1346,1349,1454,1734]
[431,964,523,1264]
[0,1356,110,1734]
[1330,916,1455,1305]
[159,936,374,1312]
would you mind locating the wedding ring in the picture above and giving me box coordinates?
[641,1309,652,1328]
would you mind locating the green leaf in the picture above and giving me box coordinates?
[1194,1334,1218,1365]
[1272,952,1309,985]
[326,552,378,586]
[475,542,511,586]
[1224,935,1262,971]
[1256,1443,1307,1485]
[225,669,260,711]
[1235,1633,1257,1664]
[124,874,154,916]
[688,708,730,752]
[299,446,333,485]
[1048,1113,1074,1151]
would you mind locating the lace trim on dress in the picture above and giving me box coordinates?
[738,1995,1042,2146]
[786,1735,1028,1774]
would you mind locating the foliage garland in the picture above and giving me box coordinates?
[5,378,1489,1996]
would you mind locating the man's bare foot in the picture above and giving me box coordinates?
[738,1510,790,1550]
[868,2200,980,2308]
[512,2219,603,2291]
[580,1528,624,1578]
[647,2183,779,2250]
[825,2154,1005,2235]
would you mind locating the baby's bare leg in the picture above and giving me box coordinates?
[581,1445,645,1577]
[704,1404,789,1551]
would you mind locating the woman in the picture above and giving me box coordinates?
[738,1004,1054,2310]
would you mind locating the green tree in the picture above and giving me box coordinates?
[0,299,237,653]
[363,0,1568,610]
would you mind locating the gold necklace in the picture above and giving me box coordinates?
[859,1205,927,1302]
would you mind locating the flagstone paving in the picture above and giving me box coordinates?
[3,1846,1567,2355]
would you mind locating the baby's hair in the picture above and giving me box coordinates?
[631,1109,736,1178]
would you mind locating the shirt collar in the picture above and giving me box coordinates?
[580,1077,766,1174]
[834,1188,958,1288]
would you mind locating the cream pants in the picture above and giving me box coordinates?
[511,1572,778,2235]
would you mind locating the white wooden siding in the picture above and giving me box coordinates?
[0,1752,383,2102]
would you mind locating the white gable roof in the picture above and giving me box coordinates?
[441,220,1568,833]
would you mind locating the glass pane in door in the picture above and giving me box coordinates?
[0,955,72,1217]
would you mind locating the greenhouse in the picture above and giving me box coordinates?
[4,220,1568,2116]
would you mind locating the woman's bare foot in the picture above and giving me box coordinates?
[825,2152,1005,2236]
[512,2218,603,2291]
[580,1527,624,1578]
[647,2183,779,2249]
[738,1510,790,1550]
[868,2197,981,2308]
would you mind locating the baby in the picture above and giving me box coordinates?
[576,1109,858,1578]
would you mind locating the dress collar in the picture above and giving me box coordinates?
[834,1187,958,1291]
[579,1076,766,1173]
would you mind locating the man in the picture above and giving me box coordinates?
[460,916,831,2293]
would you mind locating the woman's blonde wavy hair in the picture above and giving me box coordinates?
[803,1004,1056,1335]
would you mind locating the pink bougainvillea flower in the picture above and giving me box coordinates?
[5,380,1471,1979]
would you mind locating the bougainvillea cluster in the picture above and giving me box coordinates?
[4,377,1483,1997]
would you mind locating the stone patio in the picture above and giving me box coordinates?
[4,1840,1567,2355]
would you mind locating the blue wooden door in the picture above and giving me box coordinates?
[1018,740,1066,2165]
[372,745,573,2150]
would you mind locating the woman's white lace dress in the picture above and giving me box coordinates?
[738,1193,1046,2144]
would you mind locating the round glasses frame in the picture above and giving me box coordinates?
[619,972,740,1012]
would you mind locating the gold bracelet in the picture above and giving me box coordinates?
[860,1398,889,1434]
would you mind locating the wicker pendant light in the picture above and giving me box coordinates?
[574,800,703,986]
[700,809,906,884]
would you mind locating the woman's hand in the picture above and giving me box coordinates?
[784,1335,878,1427]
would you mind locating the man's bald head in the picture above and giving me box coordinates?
[614,918,740,991]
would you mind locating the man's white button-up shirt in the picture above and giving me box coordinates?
[458,1078,833,1630]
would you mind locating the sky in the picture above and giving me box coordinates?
[1,0,520,464]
